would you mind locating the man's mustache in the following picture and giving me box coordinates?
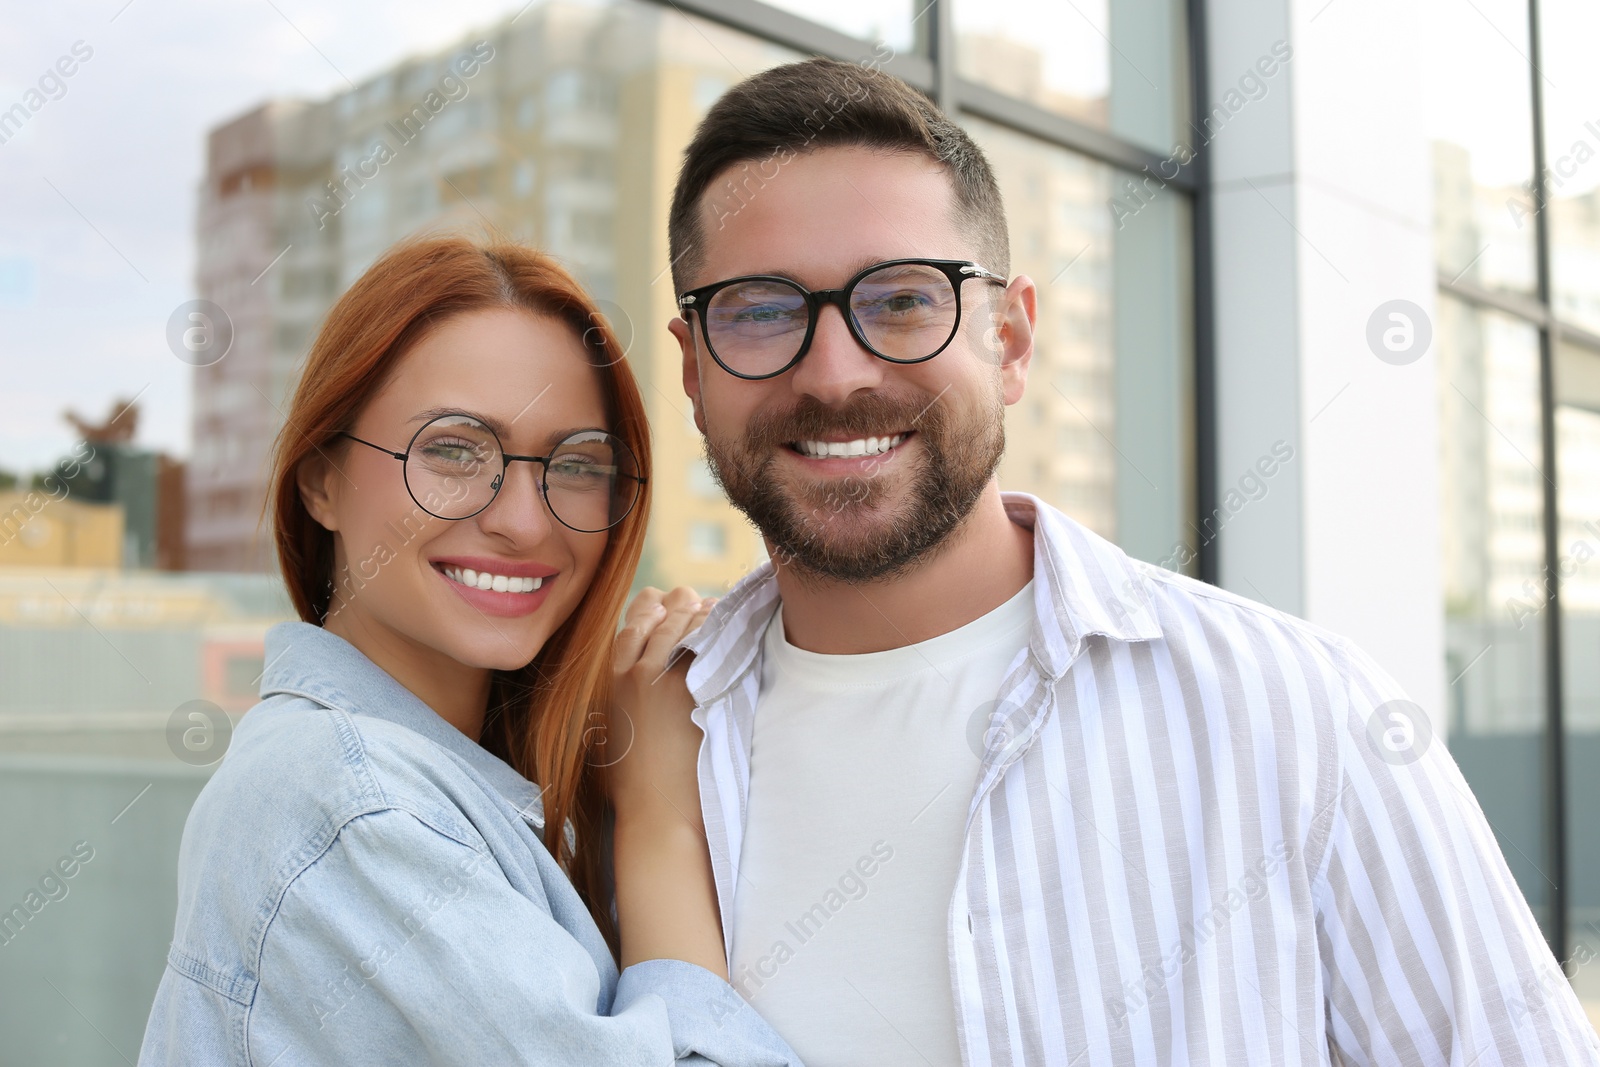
[740,393,943,451]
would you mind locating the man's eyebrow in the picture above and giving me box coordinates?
[741,257,901,286]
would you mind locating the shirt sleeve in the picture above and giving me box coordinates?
[246,807,802,1067]
[1316,638,1600,1066]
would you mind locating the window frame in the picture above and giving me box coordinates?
[1433,0,1600,963]
[647,0,1218,579]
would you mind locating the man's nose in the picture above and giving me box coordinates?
[788,302,885,405]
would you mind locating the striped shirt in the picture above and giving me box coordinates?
[679,492,1600,1066]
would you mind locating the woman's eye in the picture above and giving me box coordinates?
[420,439,482,464]
[549,457,615,482]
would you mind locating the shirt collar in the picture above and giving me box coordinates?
[1004,492,1164,676]
[680,560,782,703]
[259,621,549,825]
[679,492,1165,695]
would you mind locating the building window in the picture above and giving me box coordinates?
[1430,0,1600,990]
[688,521,727,560]
[689,458,723,499]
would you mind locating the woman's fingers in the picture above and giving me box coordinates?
[614,588,667,673]
[615,587,712,676]
[636,595,708,678]
[691,597,717,628]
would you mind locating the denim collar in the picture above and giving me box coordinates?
[259,621,550,829]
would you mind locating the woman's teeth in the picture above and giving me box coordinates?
[442,566,545,593]
[794,433,905,458]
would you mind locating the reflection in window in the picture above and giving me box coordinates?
[1438,293,1551,928]
[1557,341,1600,1018]
[954,0,1186,155]
[1538,0,1600,336]
[1424,0,1536,293]
[752,0,916,52]
[964,116,1192,570]
[689,521,728,560]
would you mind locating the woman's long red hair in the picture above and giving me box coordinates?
[269,234,648,953]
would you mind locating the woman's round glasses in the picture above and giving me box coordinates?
[338,414,645,533]
[676,257,1006,380]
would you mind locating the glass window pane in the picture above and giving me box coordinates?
[1438,293,1553,931]
[1425,0,1537,295]
[1557,339,1600,1026]
[753,0,918,53]
[964,116,1194,570]
[1538,0,1600,336]
[954,0,1188,155]
[0,572,293,1063]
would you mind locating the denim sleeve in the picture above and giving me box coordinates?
[615,959,803,1066]
[238,808,800,1067]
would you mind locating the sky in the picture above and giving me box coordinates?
[0,0,1593,477]
[0,0,542,477]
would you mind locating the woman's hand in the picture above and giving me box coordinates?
[606,586,716,826]
[607,585,728,975]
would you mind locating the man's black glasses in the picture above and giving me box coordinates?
[677,257,1007,380]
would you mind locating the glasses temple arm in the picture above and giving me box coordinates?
[338,432,406,461]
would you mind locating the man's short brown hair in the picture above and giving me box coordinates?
[666,57,1010,294]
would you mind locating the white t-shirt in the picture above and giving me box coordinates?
[729,580,1036,1066]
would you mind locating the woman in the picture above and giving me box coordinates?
[138,236,800,1065]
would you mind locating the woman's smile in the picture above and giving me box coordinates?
[431,555,560,617]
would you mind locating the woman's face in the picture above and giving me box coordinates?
[305,307,614,675]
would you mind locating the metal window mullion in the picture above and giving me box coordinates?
[1186,0,1216,585]
[1436,274,1550,327]
[927,0,957,112]
[649,0,1195,187]
[955,79,1198,190]
[655,0,935,89]
[1527,0,1567,965]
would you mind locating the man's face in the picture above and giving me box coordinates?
[672,145,1034,583]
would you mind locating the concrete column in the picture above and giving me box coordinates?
[1205,0,1445,719]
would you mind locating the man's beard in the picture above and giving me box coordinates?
[705,387,1006,584]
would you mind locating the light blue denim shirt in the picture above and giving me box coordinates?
[138,621,801,1066]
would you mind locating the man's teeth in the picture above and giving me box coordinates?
[794,433,905,459]
[442,567,546,593]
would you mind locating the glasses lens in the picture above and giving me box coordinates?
[851,263,959,361]
[705,279,809,377]
[404,415,502,518]
[543,430,641,533]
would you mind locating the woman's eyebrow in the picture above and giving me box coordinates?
[408,407,508,437]
[541,426,608,446]
[408,410,608,448]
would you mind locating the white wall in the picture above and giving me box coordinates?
[1206,0,1446,722]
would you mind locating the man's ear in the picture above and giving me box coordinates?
[297,449,344,533]
[994,275,1038,407]
[671,315,708,435]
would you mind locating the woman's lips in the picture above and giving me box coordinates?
[433,562,557,618]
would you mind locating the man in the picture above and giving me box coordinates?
[665,57,1598,1065]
